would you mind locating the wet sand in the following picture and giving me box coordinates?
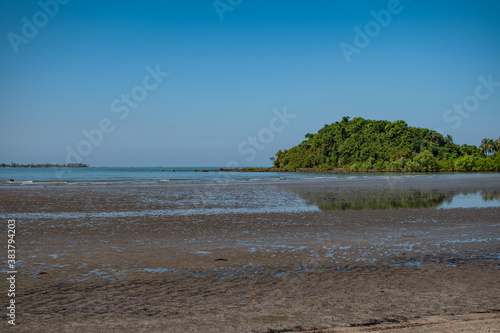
[1,175,499,332]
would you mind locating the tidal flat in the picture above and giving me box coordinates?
[1,174,499,332]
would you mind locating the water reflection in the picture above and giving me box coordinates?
[297,189,500,210]
[438,191,500,209]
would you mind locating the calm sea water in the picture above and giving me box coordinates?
[0,166,429,184]
[1,168,500,210]
[0,167,339,184]
[1,167,500,185]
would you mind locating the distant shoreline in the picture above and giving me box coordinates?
[218,167,500,174]
[0,163,89,168]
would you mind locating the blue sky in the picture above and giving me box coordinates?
[1,0,499,167]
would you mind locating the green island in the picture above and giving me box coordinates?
[224,117,499,173]
[270,117,500,172]
[0,163,89,168]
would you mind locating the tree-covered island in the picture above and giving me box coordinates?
[271,117,500,172]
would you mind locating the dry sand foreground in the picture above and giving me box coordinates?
[1,177,499,332]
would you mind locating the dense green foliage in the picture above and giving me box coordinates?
[273,117,500,172]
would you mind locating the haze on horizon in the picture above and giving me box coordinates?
[1,0,499,167]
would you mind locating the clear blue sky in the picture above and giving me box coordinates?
[1,0,499,167]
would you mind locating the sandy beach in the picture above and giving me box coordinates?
[1,175,499,332]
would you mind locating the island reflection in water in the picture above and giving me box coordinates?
[297,189,500,210]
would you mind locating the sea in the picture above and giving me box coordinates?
[1,166,440,185]
[0,166,499,185]
[1,167,500,210]
[0,166,339,184]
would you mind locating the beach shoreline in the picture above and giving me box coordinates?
[1,175,499,332]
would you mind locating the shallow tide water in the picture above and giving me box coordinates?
[1,173,499,283]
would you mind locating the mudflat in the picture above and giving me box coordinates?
[1,175,499,332]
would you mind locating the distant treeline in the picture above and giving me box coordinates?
[272,117,500,172]
[0,163,89,168]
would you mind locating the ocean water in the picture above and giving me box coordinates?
[1,166,500,185]
[1,168,500,210]
[0,166,325,184]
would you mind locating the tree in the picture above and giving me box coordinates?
[454,155,477,171]
[480,138,489,154]
[480,138,498,155]
[414,150,438,172]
